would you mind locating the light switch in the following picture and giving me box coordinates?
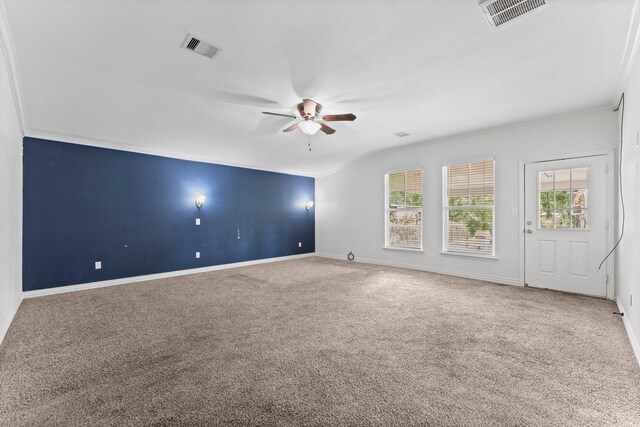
[195,218,201,225]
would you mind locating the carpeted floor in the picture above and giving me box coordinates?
[0,257,639,426]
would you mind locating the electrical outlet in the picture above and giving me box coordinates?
[95,261,102,270]
[298,242,302,248]
[195,252,200,259]
[195,218,201,225]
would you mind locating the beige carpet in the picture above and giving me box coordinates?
[0,257,639,426]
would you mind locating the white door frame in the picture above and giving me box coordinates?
[518,149,616,299]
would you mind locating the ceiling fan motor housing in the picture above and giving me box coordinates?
[298,99,322,119]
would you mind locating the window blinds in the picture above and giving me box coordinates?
[386,170,423,249]
[443,160,495,256]
[388,170,422,208]
[445,161,495,204]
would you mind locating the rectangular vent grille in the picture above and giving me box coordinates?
[480,0,548,28]
[181,34,223,60]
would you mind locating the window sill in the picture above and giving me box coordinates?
[383,246,424,253]
[440,251,498,260]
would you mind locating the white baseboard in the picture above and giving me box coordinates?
[315,252,520,286]
[23,253,314,299]
[0,295,22,346]
[616,297,640,367]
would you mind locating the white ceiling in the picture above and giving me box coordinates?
[2,0,635,176]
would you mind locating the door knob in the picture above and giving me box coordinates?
[526,229,533,234]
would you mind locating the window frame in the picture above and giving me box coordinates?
[442,159,496,257]
[384,169,424,251]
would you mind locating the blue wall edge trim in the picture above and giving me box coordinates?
[23,253,315,299]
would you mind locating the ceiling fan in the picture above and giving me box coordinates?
[262,99,356,136]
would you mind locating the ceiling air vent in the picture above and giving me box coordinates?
[480,0,548,29]
[181,34,223,60]
[394,131,410,138]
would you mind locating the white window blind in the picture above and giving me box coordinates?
[386,170,423,249]
[443,160,495,256]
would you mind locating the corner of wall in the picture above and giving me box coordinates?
[617,298,640,367]
[0,295,21,345]
[0,0,25,346]
[616,0,640,98]
[614,0,640,366]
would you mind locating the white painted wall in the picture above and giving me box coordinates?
[316,109,617,285]
[616,39,640,362]
[0,36,23,345]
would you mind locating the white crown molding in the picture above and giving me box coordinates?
[25,127,316,178]
[616,0,640,98]
[0,0,26,135]
[23,253,314,299]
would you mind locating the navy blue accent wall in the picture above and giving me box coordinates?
[23,137,315,291]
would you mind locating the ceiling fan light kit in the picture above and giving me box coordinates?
[299,120,321,135]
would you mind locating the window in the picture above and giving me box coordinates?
[385,170,423,250]
[539,167,588,229]
[443,160,495,256]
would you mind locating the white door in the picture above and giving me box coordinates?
[524,156,608,297]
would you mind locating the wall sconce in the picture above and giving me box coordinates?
[305,201,314,210]
[195,195,206,209]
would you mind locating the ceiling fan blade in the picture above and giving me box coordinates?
[282,122,300,132]
[322,113,357,122]
[319,123,336,135]
[262,111,298,119]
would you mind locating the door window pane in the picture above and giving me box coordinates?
[538,167,588,229]
[571,167,588,189]
[571,211,587,228]
[554,169,571,190]
[555,209,571,228]
[540,171,554,191]
[571,189,587,209]
[555,190,570,209]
